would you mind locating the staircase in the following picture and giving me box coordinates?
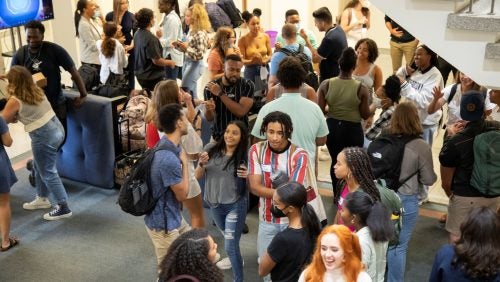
[371,0,500,89]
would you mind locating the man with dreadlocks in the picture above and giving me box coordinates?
[248,111,325,280]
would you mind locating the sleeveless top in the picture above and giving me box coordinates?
[346,9,368,47]
[273,83,309,99]
[11,96,55,133]
[325,77,362,122]
[353,64,375,95]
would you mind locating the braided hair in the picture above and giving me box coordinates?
[337,147,380,203]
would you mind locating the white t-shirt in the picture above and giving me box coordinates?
[442,85,496,125]
[298,268,372,282]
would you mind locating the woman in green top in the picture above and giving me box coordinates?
[317,47,371,189]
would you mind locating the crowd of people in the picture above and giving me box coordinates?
[0,0,499,281]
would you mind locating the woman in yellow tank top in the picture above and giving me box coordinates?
[317,47,371,191]
[237,11,272,98]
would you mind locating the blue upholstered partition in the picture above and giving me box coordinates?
[57,91,125,189]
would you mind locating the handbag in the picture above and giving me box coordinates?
[96,71,130,98]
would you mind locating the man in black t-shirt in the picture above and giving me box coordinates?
[204,54,254,141]
[439,92,500,243]
[301,7,347,82]
[11,20,88,126]
[133,8,175,92]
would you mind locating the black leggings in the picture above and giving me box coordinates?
[326,118,364,194]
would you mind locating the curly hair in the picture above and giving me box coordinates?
[158,229,223,282]
[339,47,357,73]
[452,207,500,279]
[383,75,402,104]
[187,4,211,33]
[7,66,45,105]
[277,56,306,89]
[334,147,380,204]
[355,38,378,63]
[101,22,118,58]
[260,111,293,140]
[207,120,248,173]
[145,80,180,130]
[135,8,154,29]
[303,225,363,282]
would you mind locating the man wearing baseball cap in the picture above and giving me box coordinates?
[438,90,500,243]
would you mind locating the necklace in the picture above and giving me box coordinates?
[28,43,43,71]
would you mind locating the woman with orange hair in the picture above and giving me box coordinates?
[298,225,371,282]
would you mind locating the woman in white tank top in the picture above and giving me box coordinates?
[352,38,383,131]
[340,0,371,47]
[2,66,72,221]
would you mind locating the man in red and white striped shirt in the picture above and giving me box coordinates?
[247,111,309,268]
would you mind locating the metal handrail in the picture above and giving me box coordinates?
[465,0,496,14]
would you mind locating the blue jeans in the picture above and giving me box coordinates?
[181,58,203,99]
[29,116,68,205]
[387,193,419,282]
[210,195,247,282]
[243,65,266,95]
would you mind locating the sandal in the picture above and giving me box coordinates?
[1,237,19,252]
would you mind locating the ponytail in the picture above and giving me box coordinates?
[102,22,118,58]
[74,0,88,37]
[300,203,321,244]
[345,191,394,243]
[366,202,394,242]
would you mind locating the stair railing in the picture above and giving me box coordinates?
[465,0,496,14]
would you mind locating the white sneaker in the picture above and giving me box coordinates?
[216,257,232,270]
[216,257,244,270]
[23,196,52,210]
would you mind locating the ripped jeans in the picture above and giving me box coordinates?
[210,195,247,282]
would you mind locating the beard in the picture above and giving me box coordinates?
[224,74,239,85]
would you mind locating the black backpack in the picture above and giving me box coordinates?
[76,64,100,91]
[117,142,178,216]
[205,2,232,31]
[278,45,319,90]
[216,0,243,28]
[367,134,419,191]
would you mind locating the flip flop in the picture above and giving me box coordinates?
[1,237,19,252]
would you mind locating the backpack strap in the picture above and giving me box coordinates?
[278,47,297,57]
[447,83,459,104]
[396,135,420,186]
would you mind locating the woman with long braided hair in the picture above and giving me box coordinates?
[333,146,380,230]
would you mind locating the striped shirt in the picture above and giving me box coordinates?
[248,141,309,224]
[204,77,254,141]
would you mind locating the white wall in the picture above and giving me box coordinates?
[0,0,404,85]
[371,0,500,89]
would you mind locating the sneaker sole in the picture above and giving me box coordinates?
[43,212,73,221]
[23,204,52,210]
